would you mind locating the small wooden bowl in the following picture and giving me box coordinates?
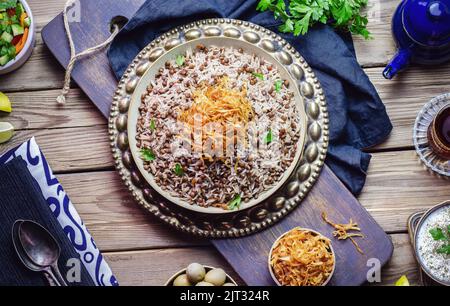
[165,265,238,286]
[268,227,336,286]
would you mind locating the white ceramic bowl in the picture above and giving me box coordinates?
[0,0,36,75]
[268,227,336,286]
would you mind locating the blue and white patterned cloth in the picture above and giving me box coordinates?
[0,137,118,286]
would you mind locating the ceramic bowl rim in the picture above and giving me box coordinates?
[0,0,35,73]
[268,227,336,286]
[413,200,450,286]
[164,265,238,286]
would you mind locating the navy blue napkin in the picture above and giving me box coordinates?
[108,0,392,195]
[0,157,95,286]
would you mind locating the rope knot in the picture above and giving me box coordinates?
[58,2,120,105]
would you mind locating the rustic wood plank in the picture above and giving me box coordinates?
[1,88,104,130]
[354,0,398,67]
[58,171,207,252]
[0,36,65,93]
[360,150,450,232]
[370,234,419,286]
[366,64,450,151]
[104,246,243,286]
[0,126,113,172]
[102,234,418,286]
[214,166,393,286]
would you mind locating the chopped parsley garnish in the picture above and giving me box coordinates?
[176,55,185,67]
[275,80,283,93]
[252,72,264,80]
[430,225,450,255]
[140,148,156,162]
[265,129,273,144]
[256,0,371,39]
[228,194,242,211]
[430,228,446,241]
[149,119,156,131]
[174,163,184,176]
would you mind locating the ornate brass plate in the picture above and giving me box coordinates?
[109,18,329,238]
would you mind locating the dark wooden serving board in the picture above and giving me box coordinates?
[42,0,393,286]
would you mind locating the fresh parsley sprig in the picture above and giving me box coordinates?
[256,0,371,39]
[140,148,156,162]
[228,194,242,211]
[430,225,450,255]
[0,0,18,10]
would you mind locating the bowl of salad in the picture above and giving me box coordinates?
[0,0,35,75]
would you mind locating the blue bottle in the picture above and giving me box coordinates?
[383,0,450,79]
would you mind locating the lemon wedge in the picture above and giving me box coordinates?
[0,92,12,113]
[0,122,14,144]
[395,275,410,286]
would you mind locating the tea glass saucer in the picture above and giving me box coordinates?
[413,93,450,177]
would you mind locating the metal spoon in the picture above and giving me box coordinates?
[11,220,61,286]
[17,220,67,286]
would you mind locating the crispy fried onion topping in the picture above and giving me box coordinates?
[270,228,335,286]
[178,77,254,159]
[321,212,364,254]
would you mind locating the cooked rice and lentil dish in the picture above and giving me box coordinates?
[135,44,302,210]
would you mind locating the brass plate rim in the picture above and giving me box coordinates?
[109,18,329,238]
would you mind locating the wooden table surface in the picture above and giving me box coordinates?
[1,0,449,286]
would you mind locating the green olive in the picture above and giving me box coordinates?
[173,274,192,286]
[196,281,214,286]
[223,283,236,286]
[186,263,206,283]
[204,268,226,286]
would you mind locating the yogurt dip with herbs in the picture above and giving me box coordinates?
[416,205,450,284]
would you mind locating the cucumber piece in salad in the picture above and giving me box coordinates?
[0,0,31,66]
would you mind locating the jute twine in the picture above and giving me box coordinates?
[57,0,120,105]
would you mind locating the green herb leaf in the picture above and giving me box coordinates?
[174,163,184,177]
[256,0,274,11]
[265,129,273,144]
[275,80,283,93]
[430,228,446,241]
[176,55,185,67]
[279,19,294,33]
[0,0,18,10]
[436,245,450,255]
[150,119,156,131]
[140,148,156,162]
[252,72,264,80]
[257,0,371,39]
[228,194,242,211]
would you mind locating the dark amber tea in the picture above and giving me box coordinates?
[438,111,450,145]
[428,105,450,159]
